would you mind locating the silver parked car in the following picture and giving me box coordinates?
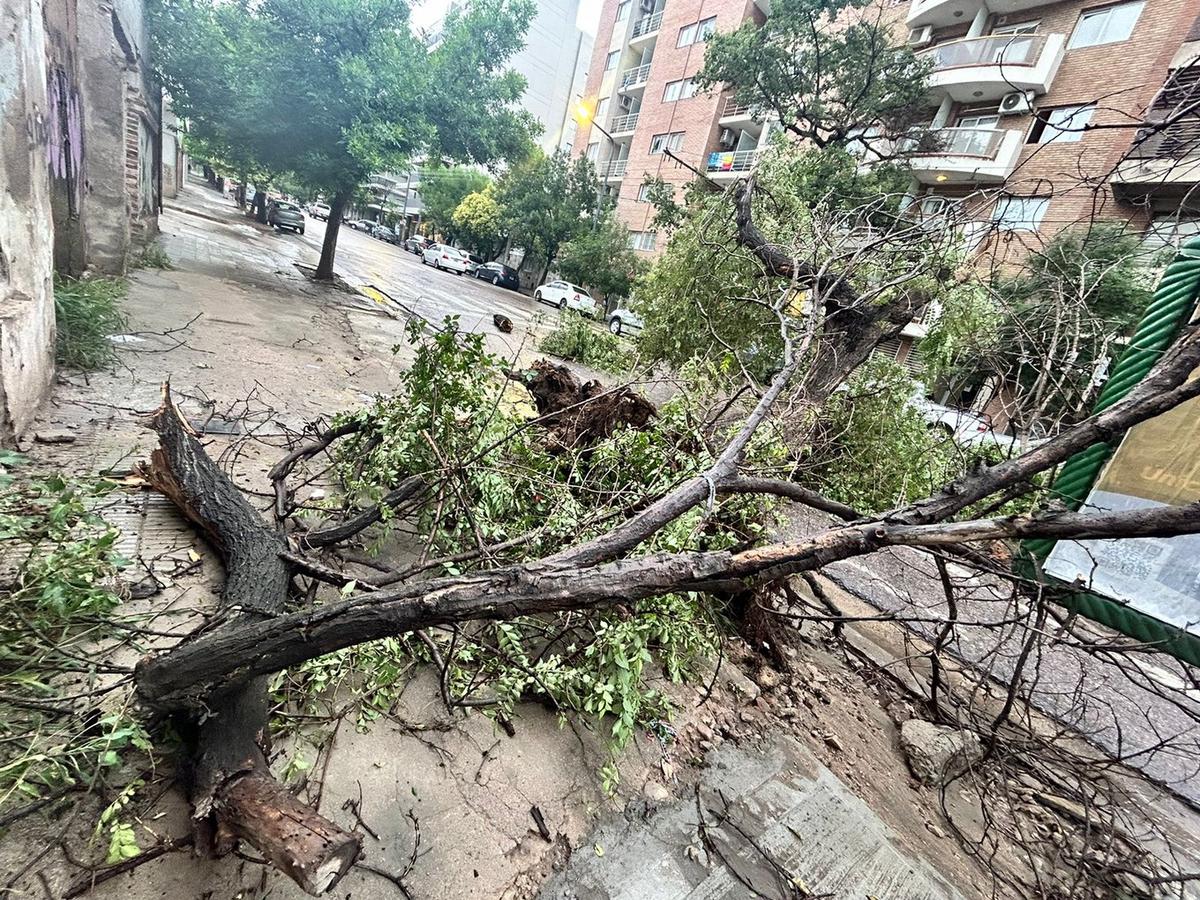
[267,200,305,234]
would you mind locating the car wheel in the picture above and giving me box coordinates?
[609,317,622,335]
[300,227,305,234]
[534,290,543,302]
[492,275,501,286]
[558,298,567,310]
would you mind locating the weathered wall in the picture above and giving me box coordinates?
[43,0,86,274]
[0,0,57,441]
[75,0,160,273]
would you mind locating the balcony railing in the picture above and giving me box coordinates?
[620,63,652,90]
[720,98,757,119]
[631,11,663,38]
[597,159,628,178]
[905,127,1007,159]
[921,34,1046,72]
[610,112,640,134]
[706,148,761,174]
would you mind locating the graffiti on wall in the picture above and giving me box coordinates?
[46,65,82,213]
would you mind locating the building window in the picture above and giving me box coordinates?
[586,142,600,161]
[1027,104,1095,144]
[678,16,716,47]
[637,183,653,202]
[992,196,1049,232]
[663,78,698,102]
[991,20,1039,36]
[628,230,658,251]
[649,131,684,154]
[596,97,610,123]
[1068,1,1144,49]
[616,0,631,21]
[605,50,620,71]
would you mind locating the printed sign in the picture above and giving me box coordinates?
[1044,383,1200,635]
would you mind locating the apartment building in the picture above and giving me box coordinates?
[875,0,1200,380]
[901,0,1200,249]
[573,0,770,254]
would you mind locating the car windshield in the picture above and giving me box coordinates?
[275,202,299,211]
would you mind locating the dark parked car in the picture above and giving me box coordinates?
[267,200,305,234]
[474,261,520,290]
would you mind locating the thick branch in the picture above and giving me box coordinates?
[141,391,359,895]
[135,499,1200,711]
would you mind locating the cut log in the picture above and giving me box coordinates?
[140,387,360,895]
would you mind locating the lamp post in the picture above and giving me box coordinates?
[574,98,617,222]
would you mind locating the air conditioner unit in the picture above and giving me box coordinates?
[999,90,1035,115]
[907,25,933,47]
[619,94,635,112]
[718,128,737,148]
[639,0,654,12]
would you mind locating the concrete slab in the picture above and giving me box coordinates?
[539,736,963,900]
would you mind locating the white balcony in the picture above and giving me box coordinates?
[921,33,1065,102]
[630,10,662,45]
[908,0,1056,29]
[598,159,628,181]
[610,112,639,136]
[904,126,1023,184]
[619,63,652,93]
[706,148,762,180]
[719,98,761,127]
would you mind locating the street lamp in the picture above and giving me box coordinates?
[574,97,617,222]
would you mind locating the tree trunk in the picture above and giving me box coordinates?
[236,177,247,209]
[254,189,268,224]
[316,191,349,281]
[140,390,359,895]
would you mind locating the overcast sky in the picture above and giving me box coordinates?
[411,0,602,36]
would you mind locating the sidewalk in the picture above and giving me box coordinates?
[9,186,1010,900]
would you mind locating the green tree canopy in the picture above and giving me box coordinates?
[150,0,537,277]
[697,0,930,148]
[554,213,645,302]
[494,150,600,281]
[451,186,505,258]
[420,167,492,238]
[923,223,1156,431]
[638,143,916,372]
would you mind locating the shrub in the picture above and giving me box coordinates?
[53,275,127,369]
[539,311,633,374]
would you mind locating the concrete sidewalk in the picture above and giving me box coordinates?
[540,737,964,900]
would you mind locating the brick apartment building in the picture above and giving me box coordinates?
[575,0,1200,416]
[572,0,770,254]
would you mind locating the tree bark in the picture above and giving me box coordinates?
[253,188,268,224]
[316,191,349,281]
[140,390,359,895]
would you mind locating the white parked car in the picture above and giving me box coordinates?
[909,394,1021,453]
[421,243,469,274]
[606,307,643,335]
[310,202,332,220]
[535,280,597,316]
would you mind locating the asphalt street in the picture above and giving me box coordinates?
[291,218,548,334]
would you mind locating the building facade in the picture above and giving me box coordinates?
[420,0,594,154]
[573,0,770,255]
[900,0,1200,255]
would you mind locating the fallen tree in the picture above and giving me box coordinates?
[128,302,1200,893]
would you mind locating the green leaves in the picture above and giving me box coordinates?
[495,150,601,271]
[697,0,930,147]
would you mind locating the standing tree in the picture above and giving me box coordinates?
[418,166,493,239]
[451,185,506,259]
[696,0,930,148]
[495,150,600,285]
[555,211,645,305]
[150,0,537,280]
